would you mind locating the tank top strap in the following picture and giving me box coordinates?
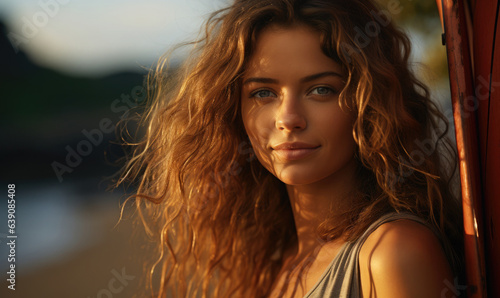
[347,212,438,297]
[305,212,436,298]
[355,212,436,250]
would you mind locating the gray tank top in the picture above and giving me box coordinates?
[305,212,436,298]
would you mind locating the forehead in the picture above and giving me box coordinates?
[243,24,343,78]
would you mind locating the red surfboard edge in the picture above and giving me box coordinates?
[436,0,500,297]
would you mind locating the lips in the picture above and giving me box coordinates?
[272,142,320,161]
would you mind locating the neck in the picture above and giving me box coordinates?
[286,158,358,259]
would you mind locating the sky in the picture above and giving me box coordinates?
[0,0,437,80]
[0,0,227,76]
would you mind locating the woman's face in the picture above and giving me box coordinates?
[240,24,358,186]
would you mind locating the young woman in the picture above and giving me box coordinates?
[115,0,463,297]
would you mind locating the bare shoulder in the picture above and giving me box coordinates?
[359,218,454,298]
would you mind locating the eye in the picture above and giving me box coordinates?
[251,89,277,98]
[309,86,335,96]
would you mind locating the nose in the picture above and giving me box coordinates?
[275,93,307,132]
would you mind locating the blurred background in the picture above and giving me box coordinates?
[0,0,451,297]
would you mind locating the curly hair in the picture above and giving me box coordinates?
[114,0,462,297]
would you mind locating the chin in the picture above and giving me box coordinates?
[274,170,320,186]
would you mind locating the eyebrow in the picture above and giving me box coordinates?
[242,71,343,85]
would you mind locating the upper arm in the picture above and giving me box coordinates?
[358,219,455,298]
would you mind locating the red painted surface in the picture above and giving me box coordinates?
[474,1,498,173]
[438,0,489,296]
[474,1,500,296]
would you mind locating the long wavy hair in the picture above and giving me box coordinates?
[114,0,463,297]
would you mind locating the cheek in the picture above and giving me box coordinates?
[245,126,275,174]
[244,120,269,160]
[241,105,275,170]
[241,103,271,144]
[241,103,258,141]
[319,109,356,148]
